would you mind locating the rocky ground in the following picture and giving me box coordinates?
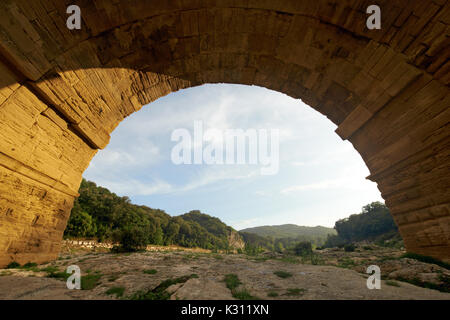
[0,244,449,300]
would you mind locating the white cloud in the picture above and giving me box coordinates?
[90,178,173,196]
[254,190,270,196]
[176,166,259,193]
[281,178,347,193]
[280,164,376,194]
[290,161,306,166]
[83,84,383,228]
[230,218,262,230]
[89,165,260,197]
[88,140,162,171]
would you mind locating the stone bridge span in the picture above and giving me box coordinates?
[0,0,448,266]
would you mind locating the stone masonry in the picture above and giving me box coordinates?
[0,0,448,266]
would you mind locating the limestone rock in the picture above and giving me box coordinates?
[170,278,234,300]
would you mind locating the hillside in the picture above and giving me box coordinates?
[180,211,234,239]
[239,224,336,251]
[323,202,401,248]
[180,211,245,250]
[240,224,336,239]
[65,179,243,251]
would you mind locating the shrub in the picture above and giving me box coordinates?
[337,257,356,269]
[274,271,292,279]
[39,266,71,280]
[6,262,21,269]
[81,274,102,290]
[310,254,324,265]
[49,271,70,280]
[112,226,148,252]
[293,242,312,257]
[143,269,157,275]
[224,274,241,290]
[40,266,59,274]
[244,244,263,256]
[20,262,40,272]
[223,274,259,300]
[396,275,450,293]
[22,262,38,268]
[105,286,125,298]
[323,234,346,248]
[344,244,356,252]
[267,291,278,297]
[232,289,258,300]
[279,256,300,264]
[385,280,400,287]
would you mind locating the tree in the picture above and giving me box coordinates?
[112,226,148,252]
[65,210,97,238]
[293,242,312,257]
[164,221,180,245]
[323,234,346,248]
[275,241,284,253]
[327,202,398,247]
[152,226,164,245]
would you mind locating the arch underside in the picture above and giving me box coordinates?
[0,0,448,266]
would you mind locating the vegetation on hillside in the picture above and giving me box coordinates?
[239,224,336,252]
[65,180,401,254]
[65,179,239,251]
[323,202,400,248]
[240,224,336,240]
[238,202,402,253]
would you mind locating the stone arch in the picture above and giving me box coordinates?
[0,0,448,266]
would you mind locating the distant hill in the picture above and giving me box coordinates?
[180,211,245,250]
[240,224,336,239]
[180,211,234,239]
[239,224,337,250]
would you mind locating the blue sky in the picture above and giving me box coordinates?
[83,84,383,230]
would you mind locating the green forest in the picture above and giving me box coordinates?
[240,224,336,252]
[240,224,336,239]
[323,201,400,248]
[238,202,400,252]
[65,179,400,253]
[65,179,236,251]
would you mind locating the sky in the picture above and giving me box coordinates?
[83,84,383,230]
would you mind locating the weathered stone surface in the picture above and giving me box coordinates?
[0,0,449,266]
[1,249,450,300]
[170,278,235,300]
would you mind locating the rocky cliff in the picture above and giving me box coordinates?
[228,230,245,251]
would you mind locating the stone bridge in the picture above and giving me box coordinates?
[0,0,448,267]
